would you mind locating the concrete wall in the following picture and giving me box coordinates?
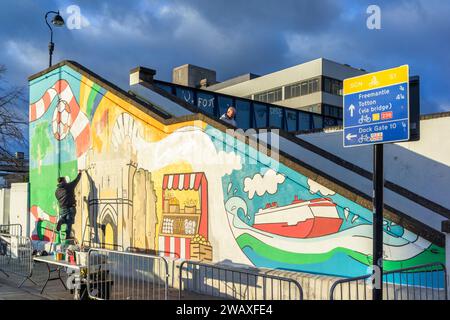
[28,62,443,282]
[9,183,29,236]
[172,64,217,88]
[0,188,10,225]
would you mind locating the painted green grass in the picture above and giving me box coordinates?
[29,160,78,217]
[236,233,444,272]
[30,160,77,243]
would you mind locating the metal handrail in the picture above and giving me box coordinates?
[152,79,342,132]
[329,262,448,300]
[179,260,304,300]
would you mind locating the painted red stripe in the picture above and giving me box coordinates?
[309,203,336,207]
[183,173,190,190]
[31,235,41,241]
[193,173,203,190]
[164,237,171,257]
[75,125,90,157]
[69,97,80,121]
[185,238,190,260]
[30,105,37,121]
[42,91,51,110]
[162,175,169,189]
[198,175,208,238]
[30,205,38,220]
[175,237,181,258]
[172,175,179,190]
[55,79,69,93]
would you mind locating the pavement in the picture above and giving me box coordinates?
[0,260,214,300]
[0,262,74,300]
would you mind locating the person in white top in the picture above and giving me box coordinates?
[219,106,237,127]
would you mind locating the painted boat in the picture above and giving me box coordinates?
[253,196,343,238]
[224,196,432,262]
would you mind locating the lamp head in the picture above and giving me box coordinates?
[51,12,65,27]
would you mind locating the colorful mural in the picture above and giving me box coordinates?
[29,63,444,277]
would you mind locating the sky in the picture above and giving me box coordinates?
[1,0,450,121]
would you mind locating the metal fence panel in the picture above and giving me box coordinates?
[86,248,169,300]
[0,233,33,287]
[0,224,23,237]
[330,263,448,300]
[179,260,304,300]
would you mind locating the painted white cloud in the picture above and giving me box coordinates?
[307,178,336,196]
[133,125,242,176]
[243,169,285,199]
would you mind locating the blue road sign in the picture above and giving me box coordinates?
[343,65,410,148]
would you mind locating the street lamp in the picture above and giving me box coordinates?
[45,10,65,68]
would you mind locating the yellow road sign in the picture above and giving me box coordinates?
[343,65,409,95]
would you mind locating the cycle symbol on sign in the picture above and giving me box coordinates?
[358,114,371,124]
[358,134,371,144]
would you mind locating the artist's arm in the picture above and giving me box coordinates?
[68,171,82,188]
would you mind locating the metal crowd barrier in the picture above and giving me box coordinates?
[86,248,169,300]
[0,224,23,237]
[179,260,304,300]
[82,240,124,252]
[0,233,35,287]
[126,247,180,258]
[330,262,448,300]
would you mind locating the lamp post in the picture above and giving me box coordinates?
[45,10,65,68]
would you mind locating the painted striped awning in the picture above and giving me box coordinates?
[162,173,205,191]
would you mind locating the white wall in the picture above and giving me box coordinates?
[0,188,10,225]
[296,115,450,231]
[9,183,29,237]
[300,116,450,209]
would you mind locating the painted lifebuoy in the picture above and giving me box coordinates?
[29,79,90,157]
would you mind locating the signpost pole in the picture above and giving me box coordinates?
[343,65,411,300]
[373,143,384,300]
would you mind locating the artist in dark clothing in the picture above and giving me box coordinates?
[55,170,83,239]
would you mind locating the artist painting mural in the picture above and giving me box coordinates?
[29,62,444,278]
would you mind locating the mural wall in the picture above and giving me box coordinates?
[29,64,444,278]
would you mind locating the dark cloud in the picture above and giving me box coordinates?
[0,0,448,114]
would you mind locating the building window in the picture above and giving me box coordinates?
[309,78,319,93]
[284,77,321,100]
[285,83,301,99]
[323,77,343,96]
[301,104,321,114]
[322,104,343,118]
[254,88,282,103]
